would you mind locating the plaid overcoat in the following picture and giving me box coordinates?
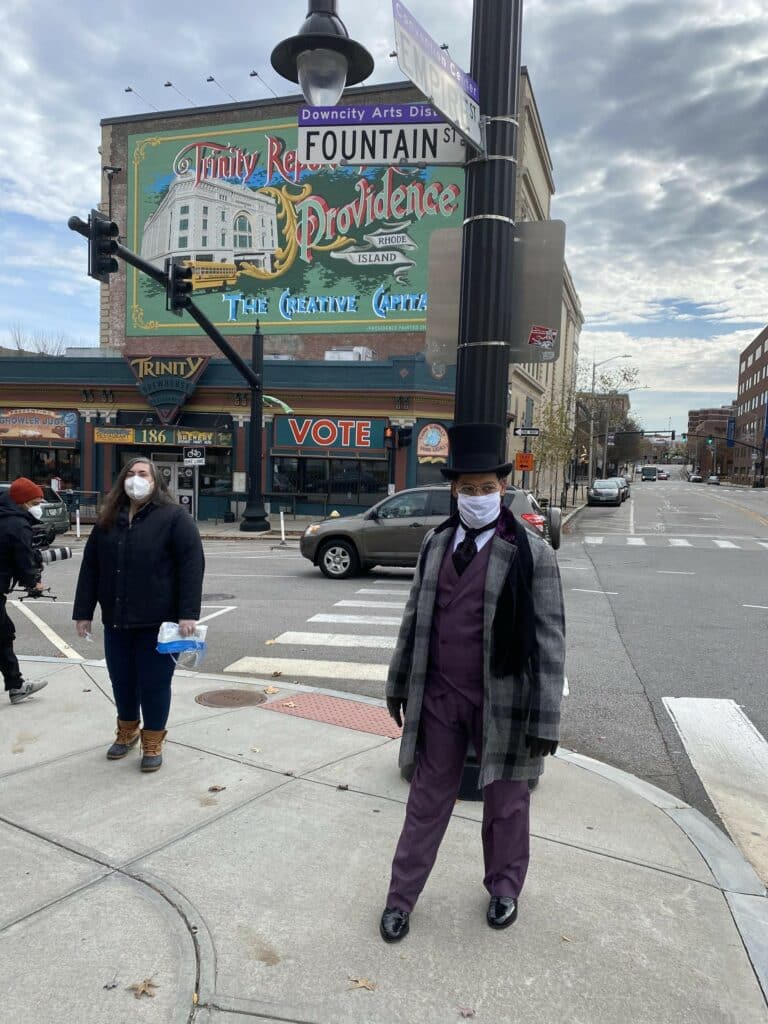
[385,508,566,786]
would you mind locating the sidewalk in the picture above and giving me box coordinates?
[1,657,766,1024]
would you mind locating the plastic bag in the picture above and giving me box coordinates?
[156,621,208,669]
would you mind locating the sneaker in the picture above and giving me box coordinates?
[8,680,48,704]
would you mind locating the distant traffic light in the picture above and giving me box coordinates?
[87,209,119,284]
[384,425,395,449]
[397,426,413,449]
[706,436,713,445]
[165,259,194,316]
[681,433,687,440]
[671,431,676,440]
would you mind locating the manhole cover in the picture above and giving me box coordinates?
[195,689,266,708]
[202,593,235,601]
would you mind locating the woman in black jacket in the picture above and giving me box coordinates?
[73,459,204,771]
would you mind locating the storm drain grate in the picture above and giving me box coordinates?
[195,689,267,708]
[259,692,401,738]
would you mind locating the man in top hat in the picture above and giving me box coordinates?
[379,423,565,942]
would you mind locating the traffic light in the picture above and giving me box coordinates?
[87,209,119,284]
[384,425,395,449]
[671,431,676,440]
[681,433,687,440]
[165,259,194,316]
[706,436,713,446]
[397,426,413,449]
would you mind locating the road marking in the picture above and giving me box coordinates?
[370,579,411,586]
[584,536,604,545]
[713,540,739,549]
[558,566,589,571]
[309,613,402,626]
[273,631,396,649]
[197,605,237,624]
[224,656,388,681]
[205,573,303,578]
[10,600,82,661]
[668,539,692,547]
[658,571,695,575]
[743,604,768,610]
[663,697,768,884]
[334,600,406,609]
[627,537,646,546]
[759,543,768,550]
[629,499,635,535]
[356,588,413,596]
[571,589,618,596]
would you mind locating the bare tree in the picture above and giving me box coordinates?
[8,323,69,357]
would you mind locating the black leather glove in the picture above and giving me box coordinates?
[525,735,559,758]
[387,697,407,728]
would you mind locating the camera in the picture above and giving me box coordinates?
[19,538,73,601]
[39,546,73,565]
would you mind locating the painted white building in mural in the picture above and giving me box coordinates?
[140,177,278,269]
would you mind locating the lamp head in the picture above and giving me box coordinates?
[270,0,373,106]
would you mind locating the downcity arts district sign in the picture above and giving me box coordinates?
[127,116,464,336]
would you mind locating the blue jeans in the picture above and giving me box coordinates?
[103,626,175,730]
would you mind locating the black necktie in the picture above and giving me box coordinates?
[453,519,498,576]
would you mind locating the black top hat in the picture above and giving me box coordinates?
[440,423,513,480]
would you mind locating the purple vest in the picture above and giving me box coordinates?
[426,535,494,706]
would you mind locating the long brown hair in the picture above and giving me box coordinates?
[97,457,175,529]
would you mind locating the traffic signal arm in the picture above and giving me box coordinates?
[689,433,763,453]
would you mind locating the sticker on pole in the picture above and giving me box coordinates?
[527,325,558,352]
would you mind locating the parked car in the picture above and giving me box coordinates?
[706,475,720,485]
[689,473,704,483]
[300,485,561,579]
[607,476,629,501]
[587,479,622,507]
[0,482,69,540]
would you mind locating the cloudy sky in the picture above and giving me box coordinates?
[2,0,766,432]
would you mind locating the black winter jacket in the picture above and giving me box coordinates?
[73,500,204,629]
[0,493,39,594]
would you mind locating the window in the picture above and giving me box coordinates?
[178,236,188,248]
[201,236,207,247]
[234,215,252,249]
[202,205,208,215]
[179,218,189,231]
[429,489,452,517]
[748,353,754,367]
[202,218,208,230]
[221,210,226,222]
[272,457,298,493]
[378,491,429,519]
[221,232,226,246]
[180,205,189,214]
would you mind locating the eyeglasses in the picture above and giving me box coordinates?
[456,484,500,497]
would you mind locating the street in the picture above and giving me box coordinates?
[9,471,768,880]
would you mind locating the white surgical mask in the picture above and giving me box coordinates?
[124,476,153,501]
[457,492,501,529]
[27,504,43,520]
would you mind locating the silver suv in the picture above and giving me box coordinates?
[300,485,561,579]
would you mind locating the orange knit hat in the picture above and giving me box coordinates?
[9,477,44,505]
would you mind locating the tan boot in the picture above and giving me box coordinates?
[106,719,140,760]
[140,729,167,772]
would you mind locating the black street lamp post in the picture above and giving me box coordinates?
[241,324,270,532]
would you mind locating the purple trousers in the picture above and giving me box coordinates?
[387,682,530,913]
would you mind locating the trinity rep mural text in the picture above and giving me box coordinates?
[127,116,464,336]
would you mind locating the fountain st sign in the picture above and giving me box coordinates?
[297,103,467,165]
[392,0,484,152]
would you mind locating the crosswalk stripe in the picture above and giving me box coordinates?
[669,539,692,547]
[585,536,604,545]
[335,600,407,609]
[310,613,402,626]
[370,580,411,586]
[356,588,412,596]
[758,542,768,550]
[627,537,646,546]
[224,656,388,681]
[713,540,739,548]
[273,631,396,649]
[663,698,768,883]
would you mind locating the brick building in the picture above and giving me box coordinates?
[734,325,768,483]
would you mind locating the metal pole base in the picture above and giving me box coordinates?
[239,502,271,532]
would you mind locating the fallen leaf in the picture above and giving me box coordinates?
[127,978,159,999]
[271,670,282,677]
[250,746,261,753]
[282,701,297,708]
[459,1010,476,1019]
[263,686,280,695]
[337,784,349,791]
[561,934,572,942]
[193,992,199,1005]
[103,979,118,991]
[208,785,226,793]
[82,688,92,693]
[348,976,377,991]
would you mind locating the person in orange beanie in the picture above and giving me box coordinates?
[0,478,48,703]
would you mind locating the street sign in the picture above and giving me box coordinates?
[392,0,484,152]
[183,446,205,466]
[515,452,534,472]
[513,426,540,437]
[297,103,467,165]
[607,433,616,445]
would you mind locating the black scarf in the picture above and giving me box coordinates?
[453,516,499,576]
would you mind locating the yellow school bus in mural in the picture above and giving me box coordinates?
[187,261,239,292]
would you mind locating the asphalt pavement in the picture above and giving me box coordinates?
[1,657,766,1023]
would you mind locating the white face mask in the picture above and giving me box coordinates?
[124,476,153,501]
[456,491,501,529]
[27,504,43,520]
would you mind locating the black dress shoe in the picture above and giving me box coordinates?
[487,896,518,929]
[380,907,410,943]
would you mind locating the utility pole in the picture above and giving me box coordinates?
[241,325,269,532]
